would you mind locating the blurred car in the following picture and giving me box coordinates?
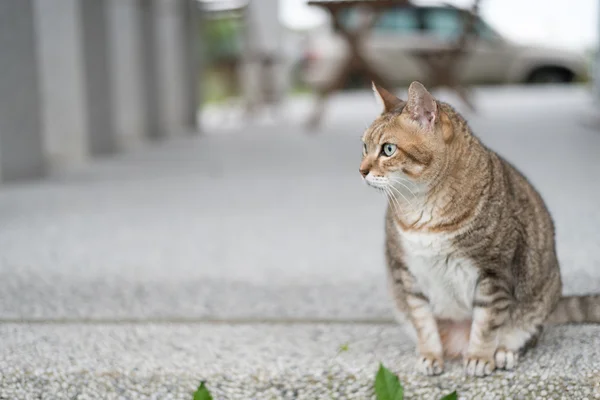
[300,5,589,89]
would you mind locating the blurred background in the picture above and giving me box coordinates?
[198,0,599,127]
[0,0,599,398]
[0,0,598,177]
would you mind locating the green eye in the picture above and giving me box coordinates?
[363,142,368,154]
[382,143,397,157]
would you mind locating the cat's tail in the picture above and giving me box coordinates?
[546,295,600,324]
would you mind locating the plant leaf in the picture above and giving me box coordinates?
[193,382,213,400]
[394,386,405,400]
[440,391,458,400]
[374,363,403,400]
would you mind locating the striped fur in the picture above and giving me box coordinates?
[547,295,600,324]
[362,82,600,377]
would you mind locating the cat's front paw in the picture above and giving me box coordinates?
[464,354,495,377]
[416,354,444,376]
[495,347,519,370]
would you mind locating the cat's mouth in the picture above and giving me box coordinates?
[364,175,389,190]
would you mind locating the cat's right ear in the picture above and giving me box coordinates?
[372,82,402,113]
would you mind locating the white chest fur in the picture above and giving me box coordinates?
[397,226,479,321]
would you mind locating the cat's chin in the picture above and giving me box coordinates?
[365,179,388,190]
[364,175,389,190]
[365,181,387,191]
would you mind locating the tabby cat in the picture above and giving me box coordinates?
[360,81,600,376]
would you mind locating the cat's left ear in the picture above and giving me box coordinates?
[372,82,402,113]
[405,81,437,131]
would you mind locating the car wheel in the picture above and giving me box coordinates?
[526,67,574,84]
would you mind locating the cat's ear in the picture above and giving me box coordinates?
[372,82,402,113]
[406,81,437,130]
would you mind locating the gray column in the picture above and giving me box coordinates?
[33,0,88,170]
[0,0,45,181]
[153,0,195,137]
[107,0,148,149]
[242,0,284,112]
[596,0,600,102]
[182,0,200,131]
[140,0,161,139]
[80,0,117,155]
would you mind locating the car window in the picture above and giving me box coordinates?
[423,8,502,42]
[476,19,499,41]
[337,7,419,35]
[423,8,462,41]
[373,8,419,34]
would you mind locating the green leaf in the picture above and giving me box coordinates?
[394,388,405,400]
[440,391,458,400]
[338,343,350,353]
[193,382,213,400]
[374,363,403,400]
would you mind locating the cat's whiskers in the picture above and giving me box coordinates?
[386,189,401,215]
[385,185,419,220]
[373,185,387,200]
[384,178,431,222]
[387,180,423,215]
[384,187,402,216]
[380,188,401,216]
[394,180,419,196]
[390,174,418,187]
[386,182,415,206]
[389,177,419,200]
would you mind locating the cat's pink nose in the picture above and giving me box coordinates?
[359,167,369,177]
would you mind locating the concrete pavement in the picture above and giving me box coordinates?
[1,85,600,398]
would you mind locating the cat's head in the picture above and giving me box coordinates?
[360,81,457,197]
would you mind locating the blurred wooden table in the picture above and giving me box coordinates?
[408,47,476,112]
[408,0,481,112]
[306,0,481,128]
[306,0,411,129]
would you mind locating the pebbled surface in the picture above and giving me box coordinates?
[0,323,599,399]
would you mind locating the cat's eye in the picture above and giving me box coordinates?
[362,142,367,155]
[382,143,397,157]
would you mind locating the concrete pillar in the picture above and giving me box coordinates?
[182,0,201,131]
[107,0,148,149]
[247,0,281,60]
[242,0,284,114]
[596,0,600,102]
[153,0,196,137]
[137,0,198,139]
[33,0,88,170]
[140,0,162,139]
[80,0,117,155]
[0,0,45,181]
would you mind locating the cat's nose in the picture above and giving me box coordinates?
[359,167,369,177]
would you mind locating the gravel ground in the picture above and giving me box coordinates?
[0,323,599,399]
